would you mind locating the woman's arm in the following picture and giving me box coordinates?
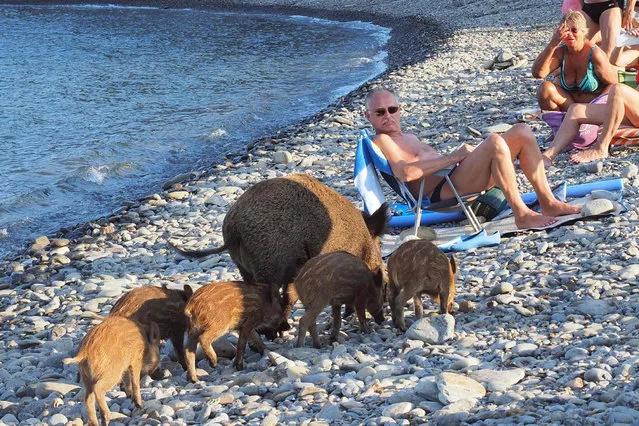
[592,46,620,85]
[532,26,565,78]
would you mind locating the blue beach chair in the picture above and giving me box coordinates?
[354,129,500,250]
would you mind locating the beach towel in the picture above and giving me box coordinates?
[601,126,639,146]
[541,94,608,150]
[354,130,386,214]
[562,0,581,13]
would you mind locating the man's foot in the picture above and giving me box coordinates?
[541,153,553,169]
[541,199,581,217]
[570,146,608,163]
[514,209,558,229]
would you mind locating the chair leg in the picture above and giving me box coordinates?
[414,178,425,237]
[445,176,483,233]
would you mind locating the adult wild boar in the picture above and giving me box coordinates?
[173,174,387,325]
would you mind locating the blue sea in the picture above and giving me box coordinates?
[0,4,389,260]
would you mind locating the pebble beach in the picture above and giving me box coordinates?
[1,0,639,425]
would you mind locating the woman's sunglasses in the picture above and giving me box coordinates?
[374,106,399,117]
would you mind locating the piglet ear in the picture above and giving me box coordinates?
[183,284,194,300]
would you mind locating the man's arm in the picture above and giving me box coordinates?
[373,133,471,183]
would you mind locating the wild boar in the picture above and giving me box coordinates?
[87,284,192,370]
[63,316,161,426]
[294,251,385,348]
[172,173,388,333]
[184,281,283,381]
[387,239,457,332]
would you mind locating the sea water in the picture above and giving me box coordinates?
[0,4,389,260]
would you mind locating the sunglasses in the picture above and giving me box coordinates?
[373,106,399,117]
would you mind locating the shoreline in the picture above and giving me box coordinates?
[1,1,639,425]
[0,1,450,262]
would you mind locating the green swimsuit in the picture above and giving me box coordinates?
[560,45,602,93]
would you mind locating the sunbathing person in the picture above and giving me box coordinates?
[542,82,638,163]
[532,11,616,112]
[363,88,581,230]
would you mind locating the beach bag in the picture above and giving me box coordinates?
[562,0,582,13]
[470,187,508,221]
[541,94,608,150]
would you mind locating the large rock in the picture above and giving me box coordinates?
[577,299,611,316]
[469,368,525,392]
[437,372,486,405]
[581,199,615,216]
[405,314,455,344]
[34,382,81,397]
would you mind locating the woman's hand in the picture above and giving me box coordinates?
[550,24,568,47]
[623,8,635,30]
[628,27,639,37]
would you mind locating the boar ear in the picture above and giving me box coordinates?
[147,322,161,345]
[362,202,388,237]
[183,285,194,300]
[449,255,457,274]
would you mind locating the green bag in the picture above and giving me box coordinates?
[618,71,638,89]
[470,187,508,221]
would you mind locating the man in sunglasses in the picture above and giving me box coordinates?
[364,88,580,229]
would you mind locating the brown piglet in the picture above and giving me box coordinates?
[88,284,193,370]
[184,281,283,381]
[387,239,457,332]
[294,251,385,348]
[63,316,161,426]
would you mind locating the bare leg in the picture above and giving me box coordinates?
[537,80,576,112]
[572,83,639,163]
[503,125,582,218]
[442,124,574,228]
[599,7,623,58]
[185,333,200,383]
[544,103,608,161]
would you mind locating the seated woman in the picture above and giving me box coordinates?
[532,10,617,112]
[542,82,639,164]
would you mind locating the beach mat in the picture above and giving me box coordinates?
[382,193,626,256]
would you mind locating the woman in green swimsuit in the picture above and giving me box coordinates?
[532,10,617,112]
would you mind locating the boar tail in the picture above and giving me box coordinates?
[62,355,83,365]
[84,312,107,321]
[168,240,227,258]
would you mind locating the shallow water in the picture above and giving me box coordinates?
[0,4,389,259]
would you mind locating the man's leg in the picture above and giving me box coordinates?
[572,83,639,162]
[440,125,561,229]
[544,103,608,163]
[598,7,622,58]
[502,124,581,218]
[537,81,576,112]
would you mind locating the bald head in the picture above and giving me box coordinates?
[365,88,397,111]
